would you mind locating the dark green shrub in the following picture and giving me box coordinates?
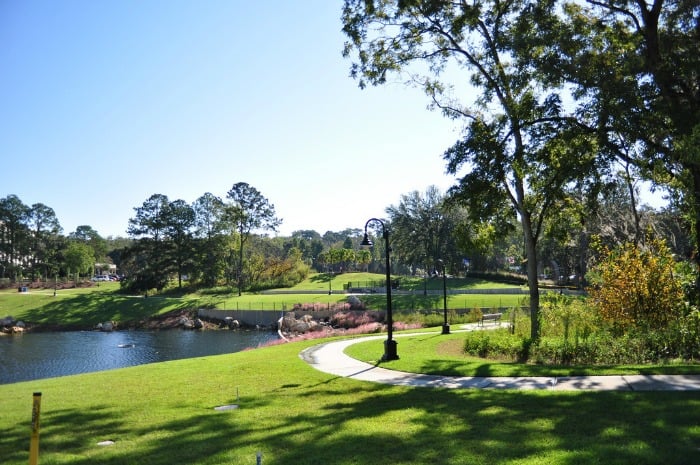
[463,310,700,365]
[463,329,531,360]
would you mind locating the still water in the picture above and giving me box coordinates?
[0,330,279,385]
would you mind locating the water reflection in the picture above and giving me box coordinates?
[0,330,279,385]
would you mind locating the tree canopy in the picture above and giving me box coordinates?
[342,0,604,339]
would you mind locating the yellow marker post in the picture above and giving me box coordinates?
[29,392,41,465]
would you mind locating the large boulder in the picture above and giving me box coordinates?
[347,295,364,310]
[280,312,320,335]
[223,317,240,329]
[280,312,298,332]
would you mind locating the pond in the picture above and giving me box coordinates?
[0,329,279,385]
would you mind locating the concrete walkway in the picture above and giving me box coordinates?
[300,329,700,391]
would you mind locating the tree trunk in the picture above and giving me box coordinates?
[692,168,700,301]
[237,227,244,297]
[521,211,540,341]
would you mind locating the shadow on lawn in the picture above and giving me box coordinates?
[268,385,700,465]
[21,292,193,328]
[0,404,128,465]
[309,273,333,284]
[9,382,698,464]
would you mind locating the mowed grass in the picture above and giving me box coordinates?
[0,283,196,327]
[1,335,699,465]
[345,329,700,376]
[0,273,526,327]
[284,272,524,292]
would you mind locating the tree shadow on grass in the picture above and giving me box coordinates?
[258,381,700,465]
[309,274,333,284]
[4,346,700,465]
[22,293,193,328]
[0,404,128,465]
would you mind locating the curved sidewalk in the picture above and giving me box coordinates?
[300,334,700,391]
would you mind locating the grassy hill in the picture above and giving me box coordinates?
[0,273,527,329]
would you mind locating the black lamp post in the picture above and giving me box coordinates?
[437,259,450,334]
[361,218,398,361]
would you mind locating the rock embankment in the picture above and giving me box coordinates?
[279,312,324,338]
[0,316,26,334]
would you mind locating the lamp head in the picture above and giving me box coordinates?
[360,233,373,247]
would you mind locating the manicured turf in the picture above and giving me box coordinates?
[345,329,700,376]
[0,273,527,327]
[1,334,699,465]
[4,275,696,463]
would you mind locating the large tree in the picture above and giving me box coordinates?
[531,0,700,284]
[225,182,281,295]
[342,0,600,340]
[192,192,226,287]
[64,241,94,279]
[0,195,31,278]
[27,203,62,280]
[386,186,465,275]
[69,225,108,264]
[163,199,196,288]
[125,194,172,291]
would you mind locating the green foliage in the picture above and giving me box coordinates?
[225,182,282,294]
[396,308,478,328]
[63,241,95,277]
[463,329,533,362]
[587,237,686,333]
[674,259,700,303]
[539,293,597,343]
[385,186,466,273]
[463,301,700,365]
[246,250,311,291]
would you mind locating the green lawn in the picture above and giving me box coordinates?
[2,274,697,464]
[346,329,700,376]
[0,273,528,327]
[1,334,698,465]
[284,271,525,292]
[0,284,197,327]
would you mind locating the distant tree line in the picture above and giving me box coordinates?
[1,175,686,295]
[0,194,125,282]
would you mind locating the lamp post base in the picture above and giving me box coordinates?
[382,339,399,361]
[441,324,451,335]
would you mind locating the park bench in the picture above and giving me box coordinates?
[480,312,503,326]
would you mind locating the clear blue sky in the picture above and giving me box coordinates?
[1,1,664,239]
[0,0,462,238]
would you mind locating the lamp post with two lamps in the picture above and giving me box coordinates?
[437,259,450,334]
[361,218,398,361]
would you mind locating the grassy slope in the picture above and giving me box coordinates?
[0,273,526,327]
[0,283,197,328]
[1,336,699,465]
